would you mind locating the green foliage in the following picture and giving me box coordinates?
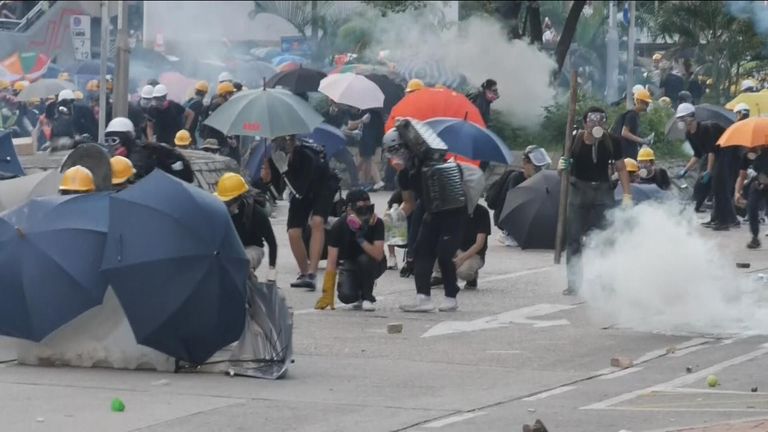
[335,20,372,53]
[361,1,429,16]
[638,106,686,160]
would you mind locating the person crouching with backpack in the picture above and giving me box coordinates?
[315,189,386,311]
[558,107,633,296]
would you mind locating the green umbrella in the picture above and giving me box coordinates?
[203,88,324,139]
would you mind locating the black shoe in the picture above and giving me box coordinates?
[400,261,414,278]
[712,224,730,231]
[701,220,716,227]
[562,287,577,296]
[748,237,762,249]
[430,276,443,287]
[289,274,307,288]
[731,220,741,228]
[290,274,316,290]
[464,278,478,290]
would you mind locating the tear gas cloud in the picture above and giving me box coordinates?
[726,1,768,36]
[580,202,768,336]
[365,12,557,127]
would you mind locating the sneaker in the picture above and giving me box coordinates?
[430,275,443,287]
[498,232,518,247]
[712,224,730,232]
[748,237,762,249]
[289,274,307,288]
[290,273,316,290]
[372,181,385,191]
[387,255,398,270]
[438,297,458,312]
[351,300,363,310]
[464,278,478,290]
[399,294,436,312]
[562,287,577,296]
[701,220,716,228]
[362,300,376,311]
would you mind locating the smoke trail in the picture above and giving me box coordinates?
[726,1,768,36]
[580,202,768,336]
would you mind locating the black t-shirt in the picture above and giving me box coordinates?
[231,197,278,267]
[185,97,205,137]
[359,109,385,148]
[328,215,385,261]
[151,101,185,145]
[741,150,768,174]
[460,204,491,260]
[686,121,725,159]
[570,132,622,183]
[397,168,423,198]
[661,73,685,100]
[620,110,640,148]
[286,144,332,198]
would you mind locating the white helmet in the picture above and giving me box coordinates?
[382,128,402,151]
[58,89,75,101]
[734,102,751,113]
[741,79,756,92]
[218,71,234,83]
[675,102,695,118]
[105,117,135,137]
[632,84,645,95]
[152,84,168,98]
[140,85,154,99]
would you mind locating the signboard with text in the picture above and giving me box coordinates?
[70,15,91,61]
[280,36,311,56]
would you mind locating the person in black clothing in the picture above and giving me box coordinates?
[635,146,671,190]
[736,146,768,249]
[200,82,238,162]
[431,203,491,290]
[616,89,652,161]
[660,68,685,107]
[270,134,340,291]
[469,78,499,126]
[674,103,723,213]
[147,84,193,146]
[558,107,632,296]
[314,189,385,311]
[184,81,209,148]
[47,89,97,146]
[323,102,359,187]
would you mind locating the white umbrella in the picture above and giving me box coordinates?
[0,170,63,213]
[318,73,385,110]
[16,79,75,102]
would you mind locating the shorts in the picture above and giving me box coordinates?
[287,186,335,229]
[358,140,378,158]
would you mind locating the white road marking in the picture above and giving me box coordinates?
[522,386,577,401]
[485,350,523,354]
[581,346,768,410]
[422,411,487,428]
[421,303,578,338]
[597,367,644,380]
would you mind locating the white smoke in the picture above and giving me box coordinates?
[580,202,768,336]
[726,1,768,36]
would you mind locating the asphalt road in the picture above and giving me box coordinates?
[1,191,767,432]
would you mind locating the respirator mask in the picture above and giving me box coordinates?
[586,112,607,138]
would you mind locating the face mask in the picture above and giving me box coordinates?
[139,98,151,109]
[346,214,362,231]
[591,126,604,138]
[676,120,687,131]
[748,152,758,160]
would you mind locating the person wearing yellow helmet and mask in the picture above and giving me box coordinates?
[624,158,639,182]
[184,81,209,147]
[200,82,237,161]
[59,166,95,195]
[635,146,670,190]
[110,156,135,191]
[612,87,653,160]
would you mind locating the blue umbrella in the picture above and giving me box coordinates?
[300,123,347,158]
[0,193,110,341]
[0,131,25,178]
[423,118,514,164]
[614,183,671,204]
[101,170,250,364]
[271,54,307,67]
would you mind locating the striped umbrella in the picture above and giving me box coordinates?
[328,63,404,83]
[393,59,467,90]
[1,52,52,82]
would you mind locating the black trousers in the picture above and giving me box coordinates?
[413,207,467,298]
[711,149,739,225]
[566,179,614,292]
[337,254,386,304]
[748,182,768,238]
[405,201,425,261]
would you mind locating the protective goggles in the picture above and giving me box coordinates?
[352,203,375,216]
[104,136,122,146]
[586,112,607,124]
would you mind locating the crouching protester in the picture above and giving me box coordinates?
[558,107,632,296]
[214,172,277,280]
[315,189,386,311]
[431,203,491,290]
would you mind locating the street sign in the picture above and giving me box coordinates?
[281,36,311,56]
[70,15,91,61]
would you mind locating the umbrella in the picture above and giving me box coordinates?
[65,60,116,77]
[318,73,385,110]
[386,87,486,131]
[614,183,670,203]
[393,58,467,89]
[235,61,278,88]
[498,171,560,250]
[299,123,347,158]
[271,54,307,67]
[16,78,75,101]
[203,87,324,139]
[100,170,250,364]
[725,92,768,117]
[0,131,24,178]
[265,66,327,94]
[328,64,404,81]
[363,73,405,114]
[0,193,110,341]
[716,117,768,149]
[41,63,63,80]
[0,171,63,213]
[423,118,513,164]
[1,52,51,81]
[250,47,281,61]
[665,104,736,140]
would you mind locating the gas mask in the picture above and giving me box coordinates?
[747,151,758,161]
[57,100,73,116]
[151,97,167,108]
[585,112,607,138]
[677,115,694,131]
[139,98,152,109]
[352,203,375,225]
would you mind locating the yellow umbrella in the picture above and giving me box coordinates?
[725,93,768,117]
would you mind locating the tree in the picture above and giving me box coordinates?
[360,1,430,16]
[554,0,586,73]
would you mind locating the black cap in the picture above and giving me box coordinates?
[346,189,370,206]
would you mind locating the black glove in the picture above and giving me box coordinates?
[399,259,414,278]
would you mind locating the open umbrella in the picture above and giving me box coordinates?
[363,73,405,114]
[100,170,250,364]
[725,92,768,117]
[203,87,324,139]
[1,52,51,82]
[665,104,736,140]
[250,47,281,61]
[716,117,768,149]
[614,183,670,204]
[235,61,278,88]
[319,73,385,110]
[329,64,404,82]
[65,60,116,77]
[16,78,75,101]
[393,58,467,89]
[271,54,307,67]
[423,118,513,164]
[498,171,560,250]
[299,123,347,158]
[0,193,110,341]
[386,88,486,131]
[0,131,24,178]
[0,171,62,213]
[266,66,326,94]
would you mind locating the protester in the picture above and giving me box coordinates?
[59,165,95,196]
[635,146,671,190]
[613,88,652,160]
[405,79,425,94]
[218,72,234,84]
[734,144,767,248]
[184,81,209,147]
[660,65,685,106]
[558,106,631,296]
[200,138,221,154]
[351,109,385,191]
[315,189,385,311]
[431,202,491,290]
[468,78,499,126]
[174,129,192,148]
[740,79,758,94]
[110,155,135,191]
[214,173,278,278]
[322,101,360,188]
[624,158,639,182]
[734,103,751,122]
[147,84,193,146]
[201,82,238,161]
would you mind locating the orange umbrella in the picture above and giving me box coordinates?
[385,88,485,131]
[717,117,768,149]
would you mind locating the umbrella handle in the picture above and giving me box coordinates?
[117,233,123,263]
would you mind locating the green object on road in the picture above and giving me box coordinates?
[111,398,125,412]
[707,374,719,388]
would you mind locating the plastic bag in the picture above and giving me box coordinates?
[383,204,407,246]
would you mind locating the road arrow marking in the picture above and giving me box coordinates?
[421,303,579,337]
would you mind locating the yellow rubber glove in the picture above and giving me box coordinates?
[621,194,633,209]
[314,270,337,310]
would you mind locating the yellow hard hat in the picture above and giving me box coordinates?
[174,129,192,147]
[706,78,714,86]
[73,90,84,100]
[624,158,639,173]
[58,72,72,82]
[28,97,40,105]
[406,79,425,93]
[214,172,248,201]
[13,81,28,92]
[658,96,672,108]
[195,81,209,93]
[217,81,235,96]
[110,156,136,185]
[434,84,447,89]
[86,79,99,92]
[0,80,9,90]
[652,53,662,61]
[634,88,652,103]
[637,146,655,162]
[59,166,96,192]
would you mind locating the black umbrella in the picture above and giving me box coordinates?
[265,66,327,94]
[665,104,736,140]
[364,73,405,115]
[498,171,560,250]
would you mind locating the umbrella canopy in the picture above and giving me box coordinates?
[100,170,250,364]
[498,171,560,250]
[250,47,282,61]
[0,131,24,178]
[665,104,736,140]
[0,193,110,341]
[16,79,75,101]
[271,54,307,67]
[716,117,768,149]
[725,93,768,117]
[614,183,670,203]
[203,87,324,139]
[266,66,327,94]
[299,123,347,158]
[363,73,405,114]
[235,61,278,88]
[1,52,51,81]
[0,170,63,213]
[319,73,385,110]
[423,118,513,164]
[386,87,486,131]
[65,60,116,77]
[393,58,467,89]
[329,64,404,82]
